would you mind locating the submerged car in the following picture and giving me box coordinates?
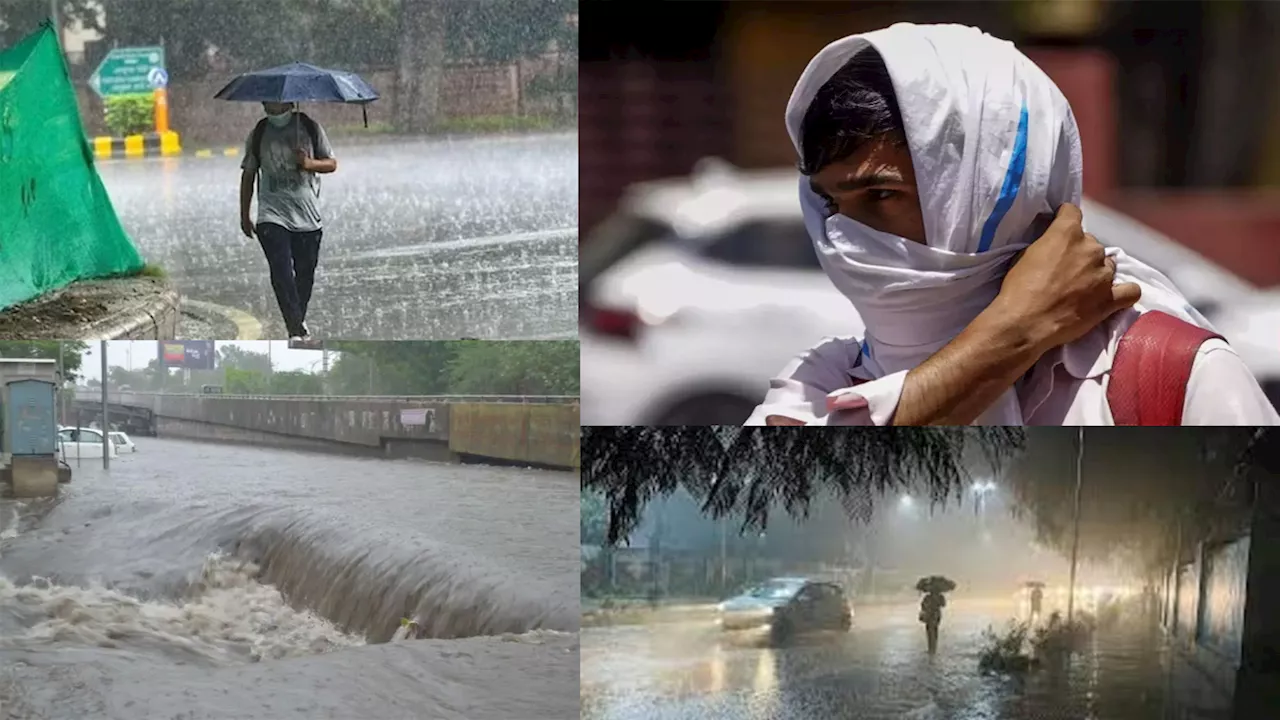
[108,431,137,453]
[718,577,852,639]
[56,426,118,461]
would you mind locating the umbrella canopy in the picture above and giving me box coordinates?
[214,62,379,104]
[1024,581,1046,589]
[916,576,958,593]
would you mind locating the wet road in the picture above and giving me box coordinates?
[98,133,577,340]
[581,599,1229,720]
[0,438,579,719]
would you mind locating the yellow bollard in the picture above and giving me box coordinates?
[154,87,170,134]
[160,131,181,156]
[124,134,144,157]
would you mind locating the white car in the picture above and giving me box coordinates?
[108,431,137,453]
[56,426,119,461]
[581,159,1279,425]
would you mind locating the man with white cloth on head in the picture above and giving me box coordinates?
[746,24,1278,427]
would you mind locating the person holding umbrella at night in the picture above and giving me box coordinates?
[214,63,378,341]
[917,575,955,655]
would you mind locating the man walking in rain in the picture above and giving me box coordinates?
[239,101,338,341]
[1030,585,1044,620]
[747,23,1279,426]
[920,589,945,655]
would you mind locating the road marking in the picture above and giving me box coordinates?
[181,299,263,340]
[342,227,576,261]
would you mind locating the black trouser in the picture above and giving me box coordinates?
[256,222,321,336]
[925,621,939,654]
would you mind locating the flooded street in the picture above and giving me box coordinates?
[0,438,578,719]
[99,133,577,340]
[580,598,1228,720]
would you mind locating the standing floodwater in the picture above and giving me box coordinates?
[99,134,578,340]
[0,438,579,719]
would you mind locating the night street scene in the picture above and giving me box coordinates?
[581,427,1280,720]
[0,1,577,340]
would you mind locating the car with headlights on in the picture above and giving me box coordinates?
[718,577,852,640]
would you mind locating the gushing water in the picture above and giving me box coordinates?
[0,438,578,718]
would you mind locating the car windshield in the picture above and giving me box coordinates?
[580,212,673,292]
[744,580,803,600]
[110,433,125,442]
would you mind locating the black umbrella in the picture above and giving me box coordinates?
[214,62,379,128]
[916,575,957,593]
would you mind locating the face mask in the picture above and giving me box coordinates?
[266,110,293,128]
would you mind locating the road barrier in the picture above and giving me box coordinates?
[92,130,182,160]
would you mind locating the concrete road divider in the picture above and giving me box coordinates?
[92,130,182,160]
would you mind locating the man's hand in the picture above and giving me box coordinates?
[989,203,1142,354]
[240,216,255,239]
[892,203,1139,425]
[295,148,313,172]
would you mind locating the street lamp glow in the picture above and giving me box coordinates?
[899,494,914,509]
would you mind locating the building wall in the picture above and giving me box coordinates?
[72,55,569,144]
[1198,536,1250,665]
[1176,562,1199,640]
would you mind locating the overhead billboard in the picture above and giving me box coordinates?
[158,341,216,370]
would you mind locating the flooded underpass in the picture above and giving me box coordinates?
[98,133,577,340]
[0,438,578,719]
[580,598,1230,720]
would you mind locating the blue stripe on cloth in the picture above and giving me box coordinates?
[976,103,1029,253]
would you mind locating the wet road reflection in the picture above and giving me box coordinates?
[99,133,577,339]
[581,599,1230,720]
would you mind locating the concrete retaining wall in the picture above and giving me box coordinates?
[155,417,457,462]
[447,403,580,469]
[151,396,448,447]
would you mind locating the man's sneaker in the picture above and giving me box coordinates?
[300,322,311,337]
[289,335,303,343]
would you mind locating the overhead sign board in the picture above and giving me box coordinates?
[89,46,165,98]
[158,341,216,371]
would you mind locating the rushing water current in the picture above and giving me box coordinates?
[0,438,579,719]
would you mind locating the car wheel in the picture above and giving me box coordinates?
[770,617,793,644]
[654,394,758,425]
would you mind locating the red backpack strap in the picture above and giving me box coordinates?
[1108,311,1223,426]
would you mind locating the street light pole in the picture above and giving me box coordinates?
[100,340,109,470]
[48,0,60,47]
[1067,426,1084,624]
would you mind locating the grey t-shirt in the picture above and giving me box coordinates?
[241,113,334,232]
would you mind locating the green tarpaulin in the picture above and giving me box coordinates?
[0,23,143,309]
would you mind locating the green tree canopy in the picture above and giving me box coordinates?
[328,340,577,396]
[0,341,87,383]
